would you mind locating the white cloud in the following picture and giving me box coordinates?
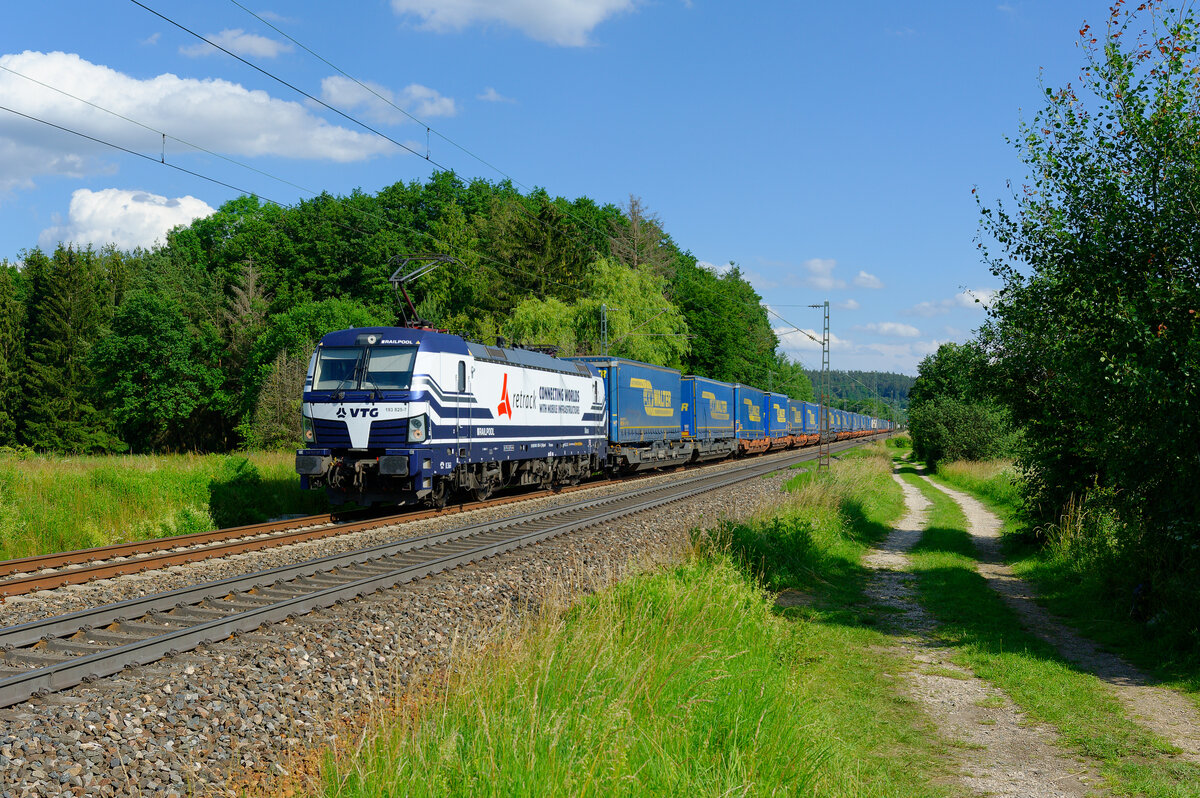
[39,188,215,251]
[390,0,636,46]
[801,257,845,290]
[180,29,293,59]
[854,270,884,289]
[0,51,398,190]
[478,87,516,103]
[857,321,920,338]
[835,298,860,311]
[142,32,161,46]
[321,76,457,123]
[905,287,996,317]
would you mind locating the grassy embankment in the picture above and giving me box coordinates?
[0,451,329,560]
[894,449,1200,796]
[316,443,955,797]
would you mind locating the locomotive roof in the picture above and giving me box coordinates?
[315,326,591,377]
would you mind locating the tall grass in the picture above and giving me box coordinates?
[0,451,329,560]
[317,444,947,797]
[934,459,1023,513]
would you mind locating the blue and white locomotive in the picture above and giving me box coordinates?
[295,325,894,507]
[295,327,605,507]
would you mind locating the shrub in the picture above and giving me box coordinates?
[908,398,1017,469]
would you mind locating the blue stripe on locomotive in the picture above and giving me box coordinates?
[732,384,766,439]
[680,376,735,440]
[766,393,790,438]
[566,357,682,444]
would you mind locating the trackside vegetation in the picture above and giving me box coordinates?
[315,445,953,797]
[0,451,328,560]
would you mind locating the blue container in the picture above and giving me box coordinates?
[787,399,806,436]
[567,356,681,444]
[681,376,735,440]
[766,393,790,439]
[802,402,821,433]
[732,384,766,439]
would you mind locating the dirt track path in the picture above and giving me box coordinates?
[922,476,1200,763]
[865,471,1099,797]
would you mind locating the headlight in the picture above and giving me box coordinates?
[408,414,427,442]
[301,414,315,443]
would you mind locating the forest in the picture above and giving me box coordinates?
[0,175,817,454]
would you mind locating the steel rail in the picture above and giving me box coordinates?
[0,481,622,597]
[0,444,852,708]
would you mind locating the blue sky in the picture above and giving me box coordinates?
[1,1,1105,374]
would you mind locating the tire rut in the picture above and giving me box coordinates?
[864,470,1100,797]
[922,476,1200,763]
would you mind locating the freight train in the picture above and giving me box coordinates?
[294,326,893,507]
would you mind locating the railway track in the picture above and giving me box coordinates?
[0,441,871,709]
[0,482,619,598]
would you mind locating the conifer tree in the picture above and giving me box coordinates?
[21,246,122,452]
[0,262,24,445]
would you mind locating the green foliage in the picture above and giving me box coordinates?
[671,261,779,386]
[90,292,226,452]
[575,258,690,366]
[907,397,1016,469]
[20,246,123,453]
[1,174,809,454]
[907,342,989,406]
[978,0,1200,588]
[0,262,24,445]
[906,342,1017,468]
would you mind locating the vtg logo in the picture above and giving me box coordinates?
[336,407,380,418]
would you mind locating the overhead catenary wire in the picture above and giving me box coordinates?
[16,5,846,391]
[128,0,449,171]
[130,0,613,255]
[0,102,591,309]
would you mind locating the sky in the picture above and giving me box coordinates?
[1,0,1111,374]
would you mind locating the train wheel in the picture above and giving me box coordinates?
[473,481,494,502]
[428,479,449,509]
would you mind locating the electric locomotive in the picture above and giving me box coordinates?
[295,326,606,507]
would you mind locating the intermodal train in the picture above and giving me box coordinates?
[294,326,893,507]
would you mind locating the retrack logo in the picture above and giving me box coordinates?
[497,373,512,418]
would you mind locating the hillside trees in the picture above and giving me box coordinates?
[979,0,1200,579]
[2,174,815,452]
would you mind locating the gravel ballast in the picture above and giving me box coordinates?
[0,453,806,797]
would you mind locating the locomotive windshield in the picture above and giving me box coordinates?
[312,346,418,391]
[363,347,417,390]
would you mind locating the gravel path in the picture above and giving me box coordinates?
[865,471,1099,798]
[924,476,1200,763]
[0,461,796,797]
